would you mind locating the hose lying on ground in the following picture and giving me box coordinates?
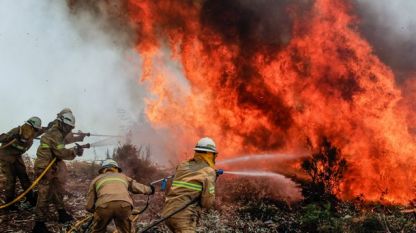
[111,195,151,233]
[137,197,199,233]
[66,215,93,233]
[69,174,172,233]
[0,157,57,209]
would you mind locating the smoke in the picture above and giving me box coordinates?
[0,0,171,163]
[355,0,416,82]
[7,0,415,202]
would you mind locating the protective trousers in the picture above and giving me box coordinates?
[91,201,132,233]
[165,213,197,233]
[0,157,35,205]
[34,168,65,221]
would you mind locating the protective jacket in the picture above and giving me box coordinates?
[0,126,34,162]
[161,157,216,219]
[0,126,37,206]
[44,119,84,144]
[34,125,76,177]
[86,172,152,212]
[34,125,77,222]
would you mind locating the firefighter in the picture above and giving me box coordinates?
[0,117,42,210]
[86,159,155,233]
[32,111,84,233]
[43,108,88,143]
[161,137,218,233]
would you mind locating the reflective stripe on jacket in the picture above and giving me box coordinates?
[34,125,76,171]
[0,126,34,162]
[86,172,152,212]
[161,157,216,218]
[34,125,76,183]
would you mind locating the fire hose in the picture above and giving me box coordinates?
[67,170,223,233]
[0,143,90,210]
[67,196,153,233]
[137,169,224,233]
[34,132,122,140]
[66,215,93,233]
[0,157,57,209]
[0,138,17,150]
[108,176,175,233]
[67,176,168,233]
[73,133,122,138]
[137,197,199,233]
[68,174,175,233]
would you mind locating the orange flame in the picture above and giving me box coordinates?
[127,0,416,204]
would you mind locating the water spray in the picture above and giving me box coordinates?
[73,132,123,138]
[223,170,287,178]
[217,153,301,166]
[89,137,120,147]
[34,132,122,140]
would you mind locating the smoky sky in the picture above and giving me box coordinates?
[355,0,416,83]
[0,0,170,162]
[201,0,416,84]
[65,0,416,84]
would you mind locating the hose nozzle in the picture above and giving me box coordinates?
[79,143,91,149]
[216,169,224,176]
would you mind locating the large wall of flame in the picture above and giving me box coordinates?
[122,0,416,204]
[67,0,416,203]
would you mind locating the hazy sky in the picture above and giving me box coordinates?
[0,0,146,160]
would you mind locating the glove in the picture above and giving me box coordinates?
[149,185,155,195]
[77,131,88,141]
[215,169,224,179]
[74,143,84,156]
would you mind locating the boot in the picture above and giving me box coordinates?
[3,204,18,211]
[32,221,51,233]
[26,191,38,207]
[3,197,18,211]
[58,209,74,223]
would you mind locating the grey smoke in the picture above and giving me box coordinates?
[1,0,414,163]
[0,0,171,163]
[356,0,416,82]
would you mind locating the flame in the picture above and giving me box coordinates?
[126,0,416,203]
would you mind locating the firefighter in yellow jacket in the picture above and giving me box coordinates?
[86,159,154,233]
[161,137,218,233]
[32,111,84,233]
[0,117,42,210]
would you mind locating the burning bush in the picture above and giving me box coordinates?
[301,138,347,204]
[113,143,168,184]
[68,160,101,180]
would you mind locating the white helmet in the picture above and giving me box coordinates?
[26,116,42,130]
[58,108,72,117]
[58,112,75,127]
[100,159,122,173]
[194,137,217,154]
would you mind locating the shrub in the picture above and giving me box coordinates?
[301,203,343,233]
[301,138,347,204]
[113,144,168,184]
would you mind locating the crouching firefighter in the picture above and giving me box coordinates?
[0,117,42,210]
[86,159,155,233]
[32,111,84,233]
[161,137,218,233]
